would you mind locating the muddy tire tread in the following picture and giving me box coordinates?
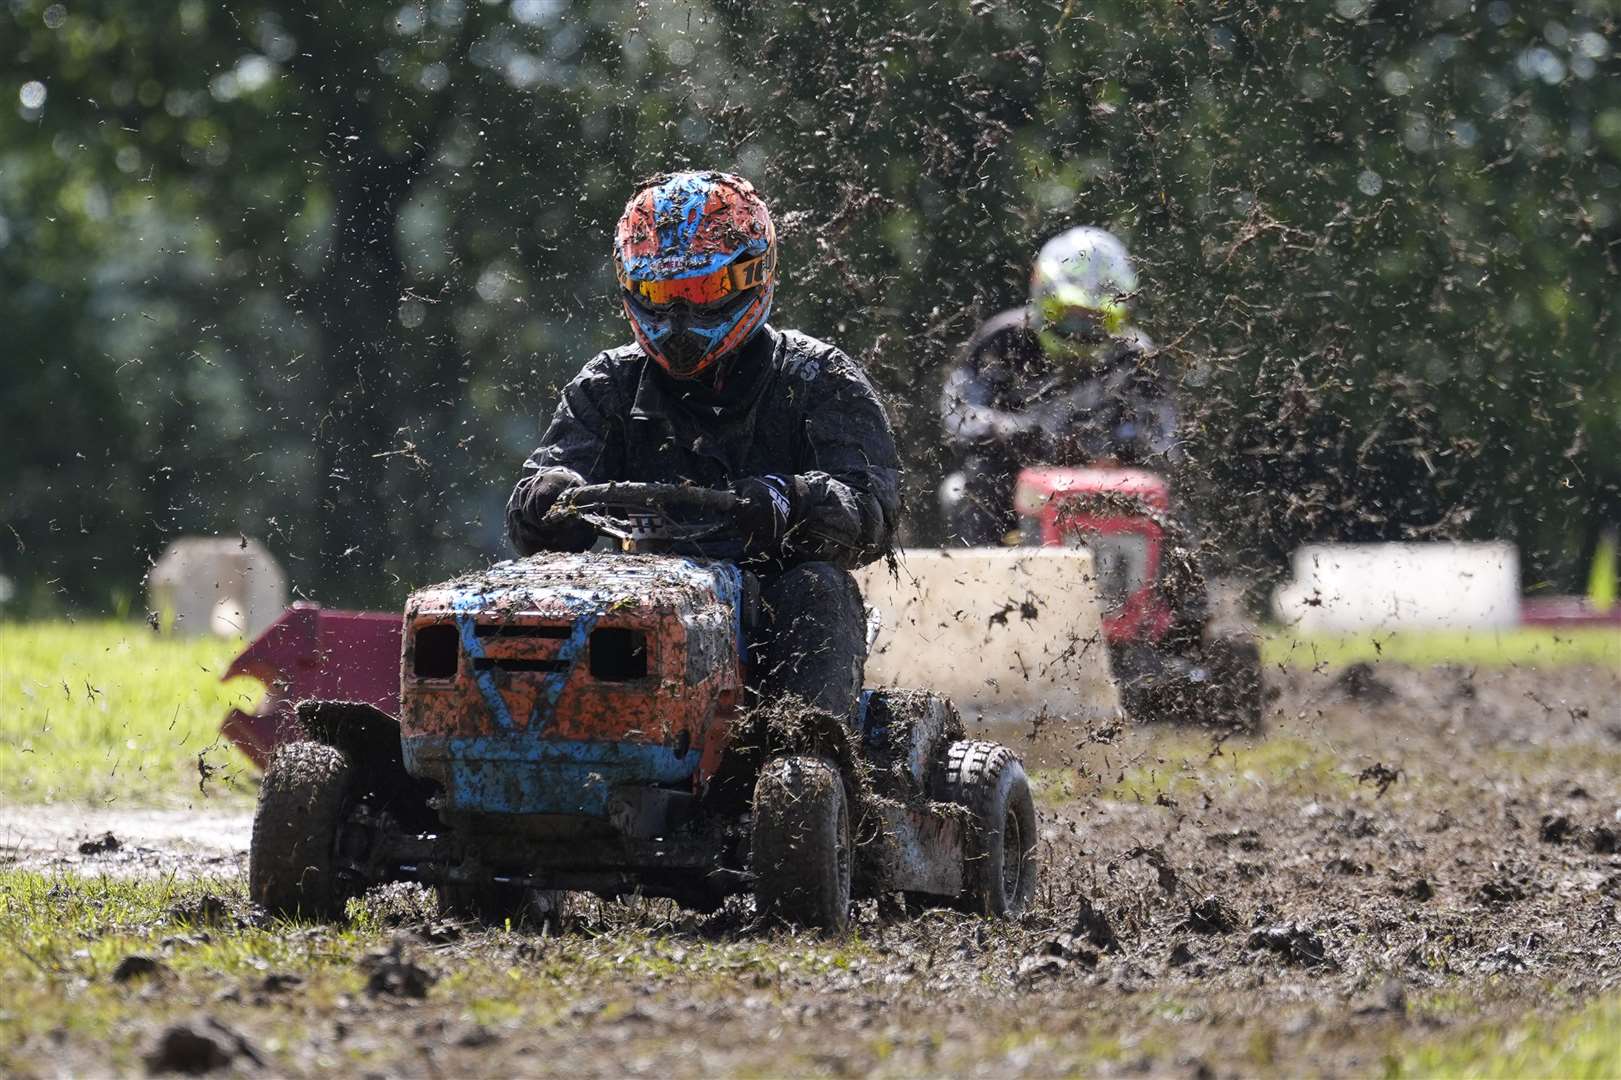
[936,740,1039,918]
[752,755,852,932]
[249,741,352,920]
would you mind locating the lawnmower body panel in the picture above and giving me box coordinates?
[220,604,402,767]
[399,553,745,817]
[1013,465,1264,729]
[1013,465,1174,643]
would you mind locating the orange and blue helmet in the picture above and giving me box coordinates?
[613,171,777,380]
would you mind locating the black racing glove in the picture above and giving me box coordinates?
[733,474,795,556]
[510,469,594,555]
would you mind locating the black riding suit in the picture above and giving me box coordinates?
[940,306,1204,643]
[507,326,901,721]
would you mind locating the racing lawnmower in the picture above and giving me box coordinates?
[249,483,1037,931]
[1012,465,1263,731]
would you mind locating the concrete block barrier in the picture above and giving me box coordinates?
[1272,541,1520,633]
[147,536,288,639]
[855,547,1120,724]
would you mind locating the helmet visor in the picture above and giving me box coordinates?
[1038,294,1129,342]
[619,253,772,312]
[1047,307,1108,344]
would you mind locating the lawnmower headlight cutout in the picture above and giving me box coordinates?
[1074,529,1151,612]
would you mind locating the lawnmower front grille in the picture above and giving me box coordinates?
[473,624,571,639]
[471,657,569,674]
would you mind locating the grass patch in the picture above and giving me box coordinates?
[3,872,1613,1078]
[1491,743,1621,782]
[1386,996,1621,1079]
[1104,733,1355,804]
[0,870,368,1074]
[1262,626,1620,670]
[1029,767,1092,804]
[0,620,261,806]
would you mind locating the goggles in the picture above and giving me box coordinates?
[619,252,773,312]
[1039,297,1128,342]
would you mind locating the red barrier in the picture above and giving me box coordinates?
[1520,596,1621,628]
[220,603,402,767]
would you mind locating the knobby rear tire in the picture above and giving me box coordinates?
[936,740,1038,918]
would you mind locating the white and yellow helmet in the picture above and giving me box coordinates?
[1029,226,1137,351]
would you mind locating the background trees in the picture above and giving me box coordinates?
[2,0,1616,612]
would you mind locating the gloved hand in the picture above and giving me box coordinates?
[733,474,795,556]
[1036,385,1120,464]
[510,469,594,555]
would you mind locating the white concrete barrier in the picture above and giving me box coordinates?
[147,537,288,639]
[1271,541,1520,633]
[855,547,1120,723]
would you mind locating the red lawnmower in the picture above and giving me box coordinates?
[1012,465,1263,731]
[246,483,1037,930]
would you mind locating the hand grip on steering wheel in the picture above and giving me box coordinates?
[551,481,739,519]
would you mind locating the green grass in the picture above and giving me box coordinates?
[1263,625,1620,670]
[1032,730,1361,807]
[0,872,334,1072]
[0,620,261,806]
[1102,733,1355,804]
[1386,996,1621,1079]
[3,618,1613,808]
[1492,742,1621,782]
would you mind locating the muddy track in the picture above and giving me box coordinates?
[0,804,249,877]
[3,661,1617,1076]
[1021,661,1621,1011]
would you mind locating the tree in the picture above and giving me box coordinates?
[2,0,1616,613]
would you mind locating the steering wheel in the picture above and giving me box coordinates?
[545,481,739,551]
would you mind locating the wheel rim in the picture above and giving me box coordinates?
[1001,806,1024,902]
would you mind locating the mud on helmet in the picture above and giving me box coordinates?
[613,171,777,380]
[1029,226,1138,356]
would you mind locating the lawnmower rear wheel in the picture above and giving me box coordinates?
[937,740,1038,918]
[1206,635,1265,733]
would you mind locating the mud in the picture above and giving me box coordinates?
[5,661,1618,1076]
[0,804,250,878]
[360,936,439,1000]
[144,1017,262,1074]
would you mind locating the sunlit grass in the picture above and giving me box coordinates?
[1262,625,1620,670]
[1032,729,1361,807]
[1385,996,1621,1079]
[1103,733,1355,804]
[3,869,1615,1078]
[0,620,261,806]
[0,871,384,1074]
[3,618,1612,808]
[1492,743,1621,782]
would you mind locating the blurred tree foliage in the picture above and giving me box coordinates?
[1,0,1616,612]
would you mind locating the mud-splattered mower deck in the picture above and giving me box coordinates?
[249,541,1037,931]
